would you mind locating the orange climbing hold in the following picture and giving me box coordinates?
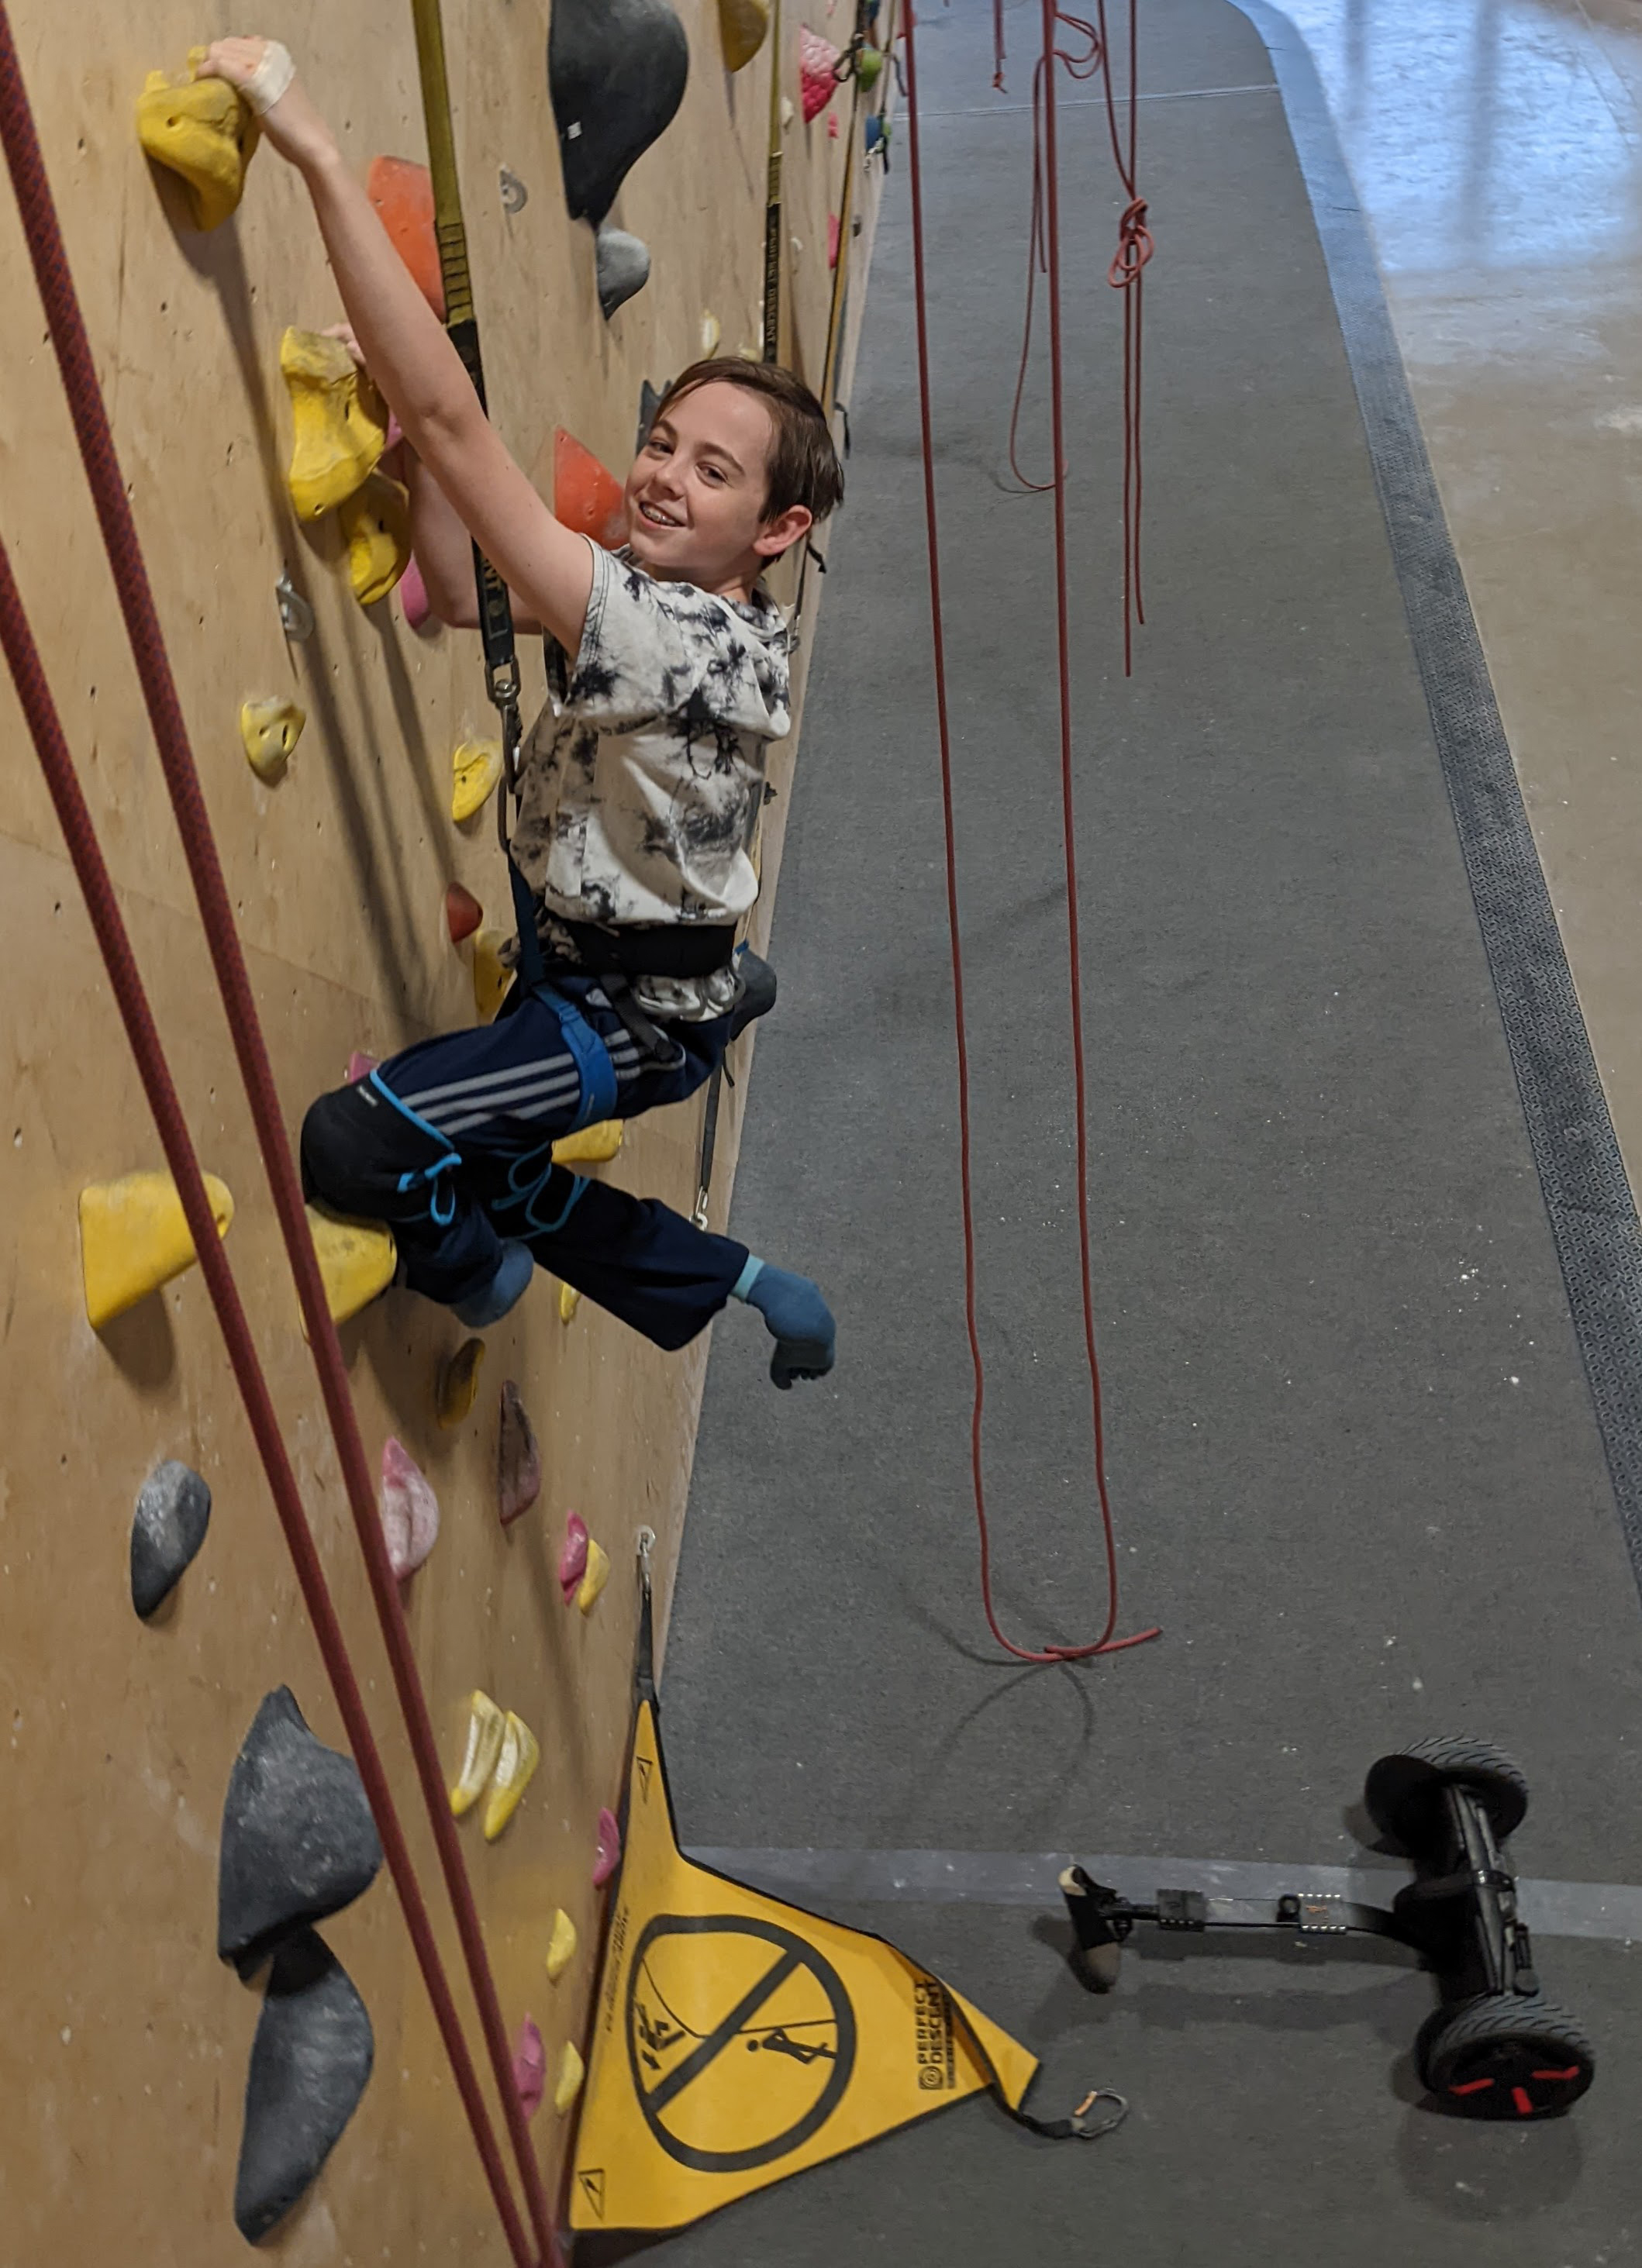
[366,156,445,319]
[553,429,628,550]
[446,882,483,943]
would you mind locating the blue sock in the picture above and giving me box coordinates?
[732,1257,836,1389]
[452,1240,534,1329]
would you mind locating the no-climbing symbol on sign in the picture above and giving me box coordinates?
[569,1700,1039,2234]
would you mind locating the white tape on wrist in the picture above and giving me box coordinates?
[240,40,295,115]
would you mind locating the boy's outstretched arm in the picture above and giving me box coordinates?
[199,38,590,653]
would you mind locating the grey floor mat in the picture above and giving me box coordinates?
[645,0,1642,2258]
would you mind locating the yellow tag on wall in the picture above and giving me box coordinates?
[569,1700,1039,2234]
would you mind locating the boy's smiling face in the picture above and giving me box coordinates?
[623,381,810,595]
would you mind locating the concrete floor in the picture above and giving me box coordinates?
[1276,0,1642,1201]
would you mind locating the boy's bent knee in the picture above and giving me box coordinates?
[299,1083,375,1210]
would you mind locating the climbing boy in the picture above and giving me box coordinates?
[202,37,843,1385]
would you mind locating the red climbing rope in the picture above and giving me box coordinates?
[997,0,1152,668]
[0,17,560,2264]
[0,540,538,2268]
[902,0,1159,1663]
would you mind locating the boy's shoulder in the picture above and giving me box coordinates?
[605,546,786,651]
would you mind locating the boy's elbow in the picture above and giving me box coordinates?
[429,584,481,629]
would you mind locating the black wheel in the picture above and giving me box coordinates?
[1364,1736,1529,1852]
[1416,1994,1594,2118]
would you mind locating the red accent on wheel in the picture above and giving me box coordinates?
[1512,2086,1534,2116]
[1448,2077,1495,2095]
[1532,2066,1582,2083]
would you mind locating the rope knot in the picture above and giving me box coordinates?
[1107,198,1153,288]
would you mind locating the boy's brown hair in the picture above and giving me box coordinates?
[652,359,846,526]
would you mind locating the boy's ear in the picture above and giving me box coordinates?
[753,503,813,561]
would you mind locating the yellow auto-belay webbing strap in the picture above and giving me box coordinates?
[408,0,546,972]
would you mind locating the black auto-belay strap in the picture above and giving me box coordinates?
[554,917,736,981]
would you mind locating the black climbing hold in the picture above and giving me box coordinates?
[549,0,689,226]
[130,1458,211,1618]
[233,1928,374,2243]
[636,377,667,454]
[597,225,652,321]
[218,1688,383,1977]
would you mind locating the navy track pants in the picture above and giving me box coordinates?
[300,975,748,1352]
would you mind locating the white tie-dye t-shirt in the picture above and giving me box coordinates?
[510,540,791,1015]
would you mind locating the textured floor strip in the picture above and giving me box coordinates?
[1233,0,1642,1599]
[686,1847,1642,1943]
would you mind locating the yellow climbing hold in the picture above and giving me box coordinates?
[451,739,504,824]
[577,1537,611,1615]
[450,1690,506,1817]
[484,1710,540,1842]
[239,695,305,784]
[718,0,771,69]
[700,311,722,357]
[546,1908,578,1984]
[436,1336,486,1428]
[305,1205,396,1326]
[340,470,412,607]
[554,2041,586,2115]
[136,54,259,233]
[79,1169,233,1331]
[473,928,516,1022]
[280,326,386,522]
[559,1280,581,1325]
[552,1120,624,1167]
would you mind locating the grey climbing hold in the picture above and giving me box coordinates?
[498,1380,542,1528]
[499,165,528,214]
[596,225,651,321]
[218,1688,383,1977]
[274,571,315,642]
[635,378,667,455]
[233,1928,374,2243]
[129,1458,211,1618]
[549,0,689,226]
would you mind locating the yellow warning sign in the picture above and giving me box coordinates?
[569,1699,1040,2233]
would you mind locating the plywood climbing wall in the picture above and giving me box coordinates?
[0,1,883,2257]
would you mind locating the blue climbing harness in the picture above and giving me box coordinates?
[508,850,619,1132]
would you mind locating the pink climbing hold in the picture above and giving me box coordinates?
[399,553,432,632]
[828,212,841,270]
[592,1806,622,1887]
[558,1511,588,1604]
[378,1436,440,1580]
[828,109,840,140]
[512,2015,547,2118]
[345,1050,379,1085]
[799,27,840,124]
[446,882,483,944]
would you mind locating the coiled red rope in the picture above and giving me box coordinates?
[0,14,558,2262]
[902,0,1159,1663]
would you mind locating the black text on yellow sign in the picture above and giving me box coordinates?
[570,1701,1040,2233]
